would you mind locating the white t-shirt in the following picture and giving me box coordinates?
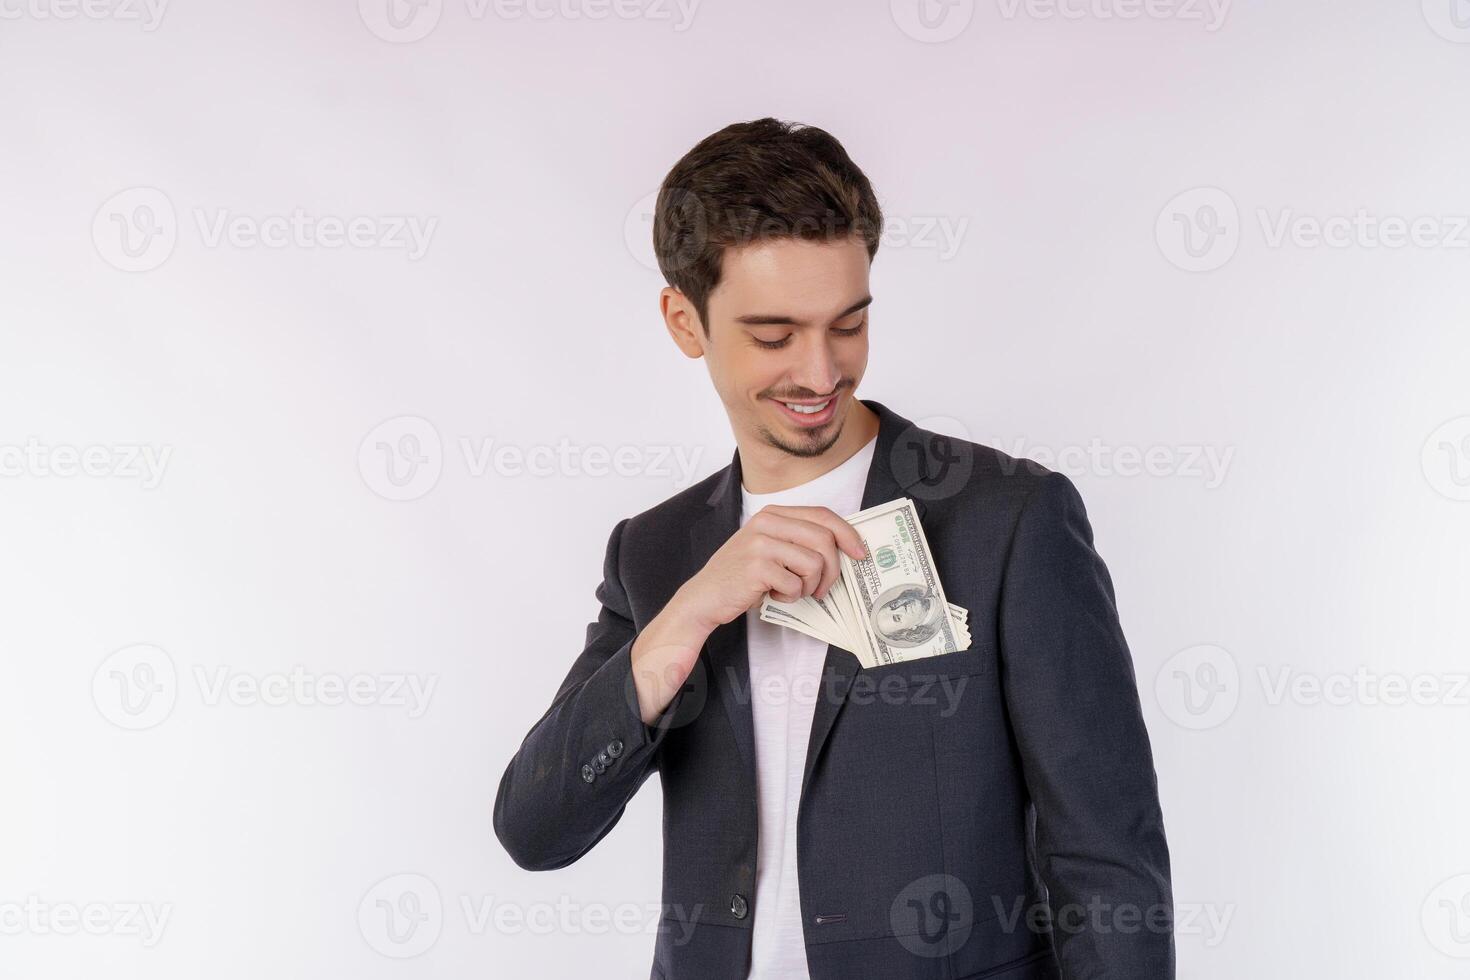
[738,433,878,980]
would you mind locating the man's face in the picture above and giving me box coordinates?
[694,235,872,459]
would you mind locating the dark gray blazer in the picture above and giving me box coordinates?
[494,398,1174,979]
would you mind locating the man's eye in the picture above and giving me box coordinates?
[753,321,865,350]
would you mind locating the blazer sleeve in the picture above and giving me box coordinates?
[997,470,1175,978]
[493,516,685,871]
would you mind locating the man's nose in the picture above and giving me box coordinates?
[791,336,842,396]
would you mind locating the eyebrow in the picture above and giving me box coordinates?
[733,295,873,327]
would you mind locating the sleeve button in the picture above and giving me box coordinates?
[581,764,596,783]
[607,738,624,758]
[730,894,748,919]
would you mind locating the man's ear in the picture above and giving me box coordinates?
[661,287,705,359]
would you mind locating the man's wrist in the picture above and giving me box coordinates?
[659,585,717,643]
[629,588,714,728]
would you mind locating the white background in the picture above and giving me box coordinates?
[2,0,1469,976]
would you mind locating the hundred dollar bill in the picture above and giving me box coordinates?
[758,497,970,668]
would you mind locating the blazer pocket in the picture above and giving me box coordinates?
[857,640,994,681]
[955,947,1055,979]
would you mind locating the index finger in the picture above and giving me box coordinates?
[760,504,867,561]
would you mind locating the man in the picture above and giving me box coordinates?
[494,117,1174,979]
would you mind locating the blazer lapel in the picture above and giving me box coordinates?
[688,398,928,797]
[689,458,754,773]
[800,400,926,802]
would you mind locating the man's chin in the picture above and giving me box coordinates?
[763,413,845,458]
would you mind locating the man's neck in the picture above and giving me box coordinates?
[736,399,881,495]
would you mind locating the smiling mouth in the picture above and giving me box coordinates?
[770,391,841,427]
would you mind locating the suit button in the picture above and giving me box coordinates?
[581,764,596,783]
[607,738,624,758]
[591,757,607,774]
[730,894,748,919]
[596,750,611,766]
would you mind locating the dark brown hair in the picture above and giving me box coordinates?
[652,117,884,336]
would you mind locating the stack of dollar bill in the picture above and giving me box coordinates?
[759,497,971,668]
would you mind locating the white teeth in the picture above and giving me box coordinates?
[782,400,830,415]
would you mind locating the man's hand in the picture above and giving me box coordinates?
[629,504,867,726]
